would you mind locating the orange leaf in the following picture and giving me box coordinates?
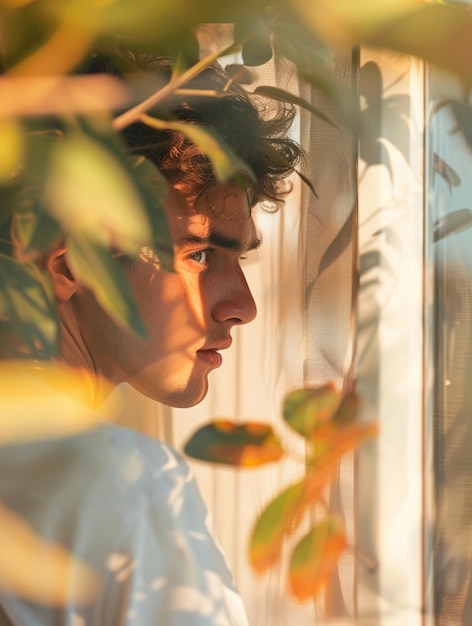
[183,420,284,467]
[295,422,377,524]
[289,518,347,601]
[249,482,305,573]
[311,421,378,464]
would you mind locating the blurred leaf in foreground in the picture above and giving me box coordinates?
[0,360,113,444]
[291,0,472,83]
[140,115,255,185]
[0,75,131,117]
[0,255,58,358]
[185,384,376,600]
[0,500,101,605]
[66,235,147,337]
[0,118,23,182]
[249,482,305,573]
[184,420,284,467]
[282,383,340,440]
[289,518,347,601]
[45,131,152,255]
[130,156,174,272]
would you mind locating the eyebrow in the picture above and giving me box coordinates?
[177,230,261,253]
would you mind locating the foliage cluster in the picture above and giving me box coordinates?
[185,383,377,600]
[2,0,472,609]
[3,0,472,353]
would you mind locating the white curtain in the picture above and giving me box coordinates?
[110,26,472,626]
[111,28,360,626]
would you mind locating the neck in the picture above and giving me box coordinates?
[57,302,115,409]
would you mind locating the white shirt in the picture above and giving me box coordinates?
[0,424,249,626]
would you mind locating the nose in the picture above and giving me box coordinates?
[211,266,257,325]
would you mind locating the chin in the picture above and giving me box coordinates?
[165,385,209,409]
[135,377,209,409]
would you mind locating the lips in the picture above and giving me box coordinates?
[196,338,232,369]
[196,349,223,368]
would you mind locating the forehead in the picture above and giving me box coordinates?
[164,184,257,248]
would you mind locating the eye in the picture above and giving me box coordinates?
[188,249,209,265]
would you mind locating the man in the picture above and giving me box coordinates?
[50,183,258,409]
[0,47,301,625]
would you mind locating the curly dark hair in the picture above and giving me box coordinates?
[81,45,303,208]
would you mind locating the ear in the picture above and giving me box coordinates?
[43,246,78,302]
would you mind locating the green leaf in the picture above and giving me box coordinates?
[0,254,58,358]
[10,185,62,261]
[18,210,62,260]
[234,11,273,67]
[253,85,336,128]
[282,384,340,439]
[183,420,284,467]
[140,114,255,184]
[289,518,347,600]
[170,31,200,79]
[249,482,305,573]
[45,131,152,254]
[241,36,273,67]
[66,234,146,337]
[130,157,174,272]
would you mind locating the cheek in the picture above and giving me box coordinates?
[136,273,205,344]
[172,270,208,326]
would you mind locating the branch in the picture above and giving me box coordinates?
[112,43,240,131]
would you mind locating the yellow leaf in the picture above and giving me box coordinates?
[0,75,130,117]
[0,118,23,182]
[8,22,93,77]
[290,0,431,45]
[291,0,472,83]
[0,501,101,605]
[0,361,114,444]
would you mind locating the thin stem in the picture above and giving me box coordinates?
[174,89,225,98]
[112,42,240,131]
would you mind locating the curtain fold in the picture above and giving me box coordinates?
[356,49,425,625]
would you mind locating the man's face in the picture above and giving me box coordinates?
[71,184,258,408]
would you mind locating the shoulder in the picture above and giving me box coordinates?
[93,424,207,535]
[103,423,189,474]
